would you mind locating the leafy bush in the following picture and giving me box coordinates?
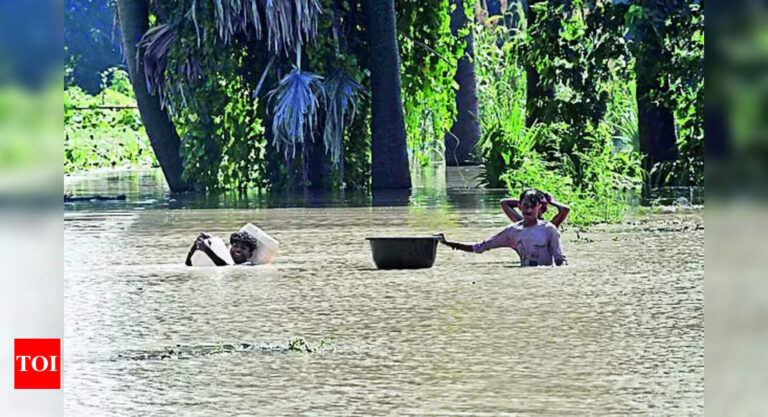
[499,123,642,226]
[473,14,529,188]
[397,0,459,167]
[64,68,157,174]
[474,3,643,226]
[625,1,704,187]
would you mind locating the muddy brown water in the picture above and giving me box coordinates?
[64,169,703,415]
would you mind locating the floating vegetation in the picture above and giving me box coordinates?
[116,339,334,361]
[572,231,595,244]
[287,337,333,353]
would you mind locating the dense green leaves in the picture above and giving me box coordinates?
[66,0,702,211]
[396,0,460,166]
[625,0,704,186]
[65,68,157,173]
[476,1,644,225]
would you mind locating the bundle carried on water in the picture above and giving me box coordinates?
[189,235,235,266]
[239,223,279,265]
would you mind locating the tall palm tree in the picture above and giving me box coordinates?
[633,0,678,172]
[364,0,411,189]
[115,0,191,192]
[445,0,481,166]
[139,0,365,191]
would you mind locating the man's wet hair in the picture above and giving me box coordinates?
[230,232,259,251]
[519,188,546,207]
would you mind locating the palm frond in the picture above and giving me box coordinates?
[139,24,177,108]
[140,22,205,111]
[211,0,262,45]
[268,68,323,159]
[321,70,364,165]
[263,0,321,54]
[293,0,322,43]
[184,0,320,53]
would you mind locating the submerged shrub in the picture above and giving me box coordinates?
[499,123,642,226]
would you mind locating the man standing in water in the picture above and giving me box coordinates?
[440,189,567,267]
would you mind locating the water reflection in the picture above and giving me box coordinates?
[65,167,702,212]
[372,188,412,207]
[64,167,508,211]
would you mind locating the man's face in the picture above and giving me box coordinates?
[520,200,540,221]
[230,243,253,264]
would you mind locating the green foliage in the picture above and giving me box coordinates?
[626,0,704,186]
[474,15,528,187]
[172,48,267,191]
[148,0,372,191]
[606,79,639,153]
[142,0,465,191]
[64,68,157,174]
[396,0,460,166]
[340,98,372,190]
[475,2,643,225]
[66,0,701,201]
[525,0,632,158]
[499,123,642,226]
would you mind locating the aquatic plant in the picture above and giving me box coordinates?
[287,337,333,353]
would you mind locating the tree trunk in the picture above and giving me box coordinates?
[364,0,412,189]
[306,136,330,190]
[486,0,502,16]
[525,0,555,127]
[636,47,678,171]
[116,0,191,192]
[705,105,729,159]
[445,0,482,167]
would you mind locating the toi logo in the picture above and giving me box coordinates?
[14,339,60,389]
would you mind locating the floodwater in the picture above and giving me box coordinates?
[64,169,703,415]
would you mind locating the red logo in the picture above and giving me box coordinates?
[14,339,60,389]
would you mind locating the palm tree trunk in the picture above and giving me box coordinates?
[306,136,330,190]
[636,42,678,174]
[486,0,502,16]
[364,0,412,189]
[445,0,481,166]
[116,0,191,192]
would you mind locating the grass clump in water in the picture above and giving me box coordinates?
[288,337,333,353]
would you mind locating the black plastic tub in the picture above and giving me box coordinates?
[366,236,440,269]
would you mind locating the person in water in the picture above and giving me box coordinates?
[184,231,259,266]
[439,189,567,267]
[500,189,570,228]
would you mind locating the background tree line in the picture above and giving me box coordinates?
[66,0,703,221]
